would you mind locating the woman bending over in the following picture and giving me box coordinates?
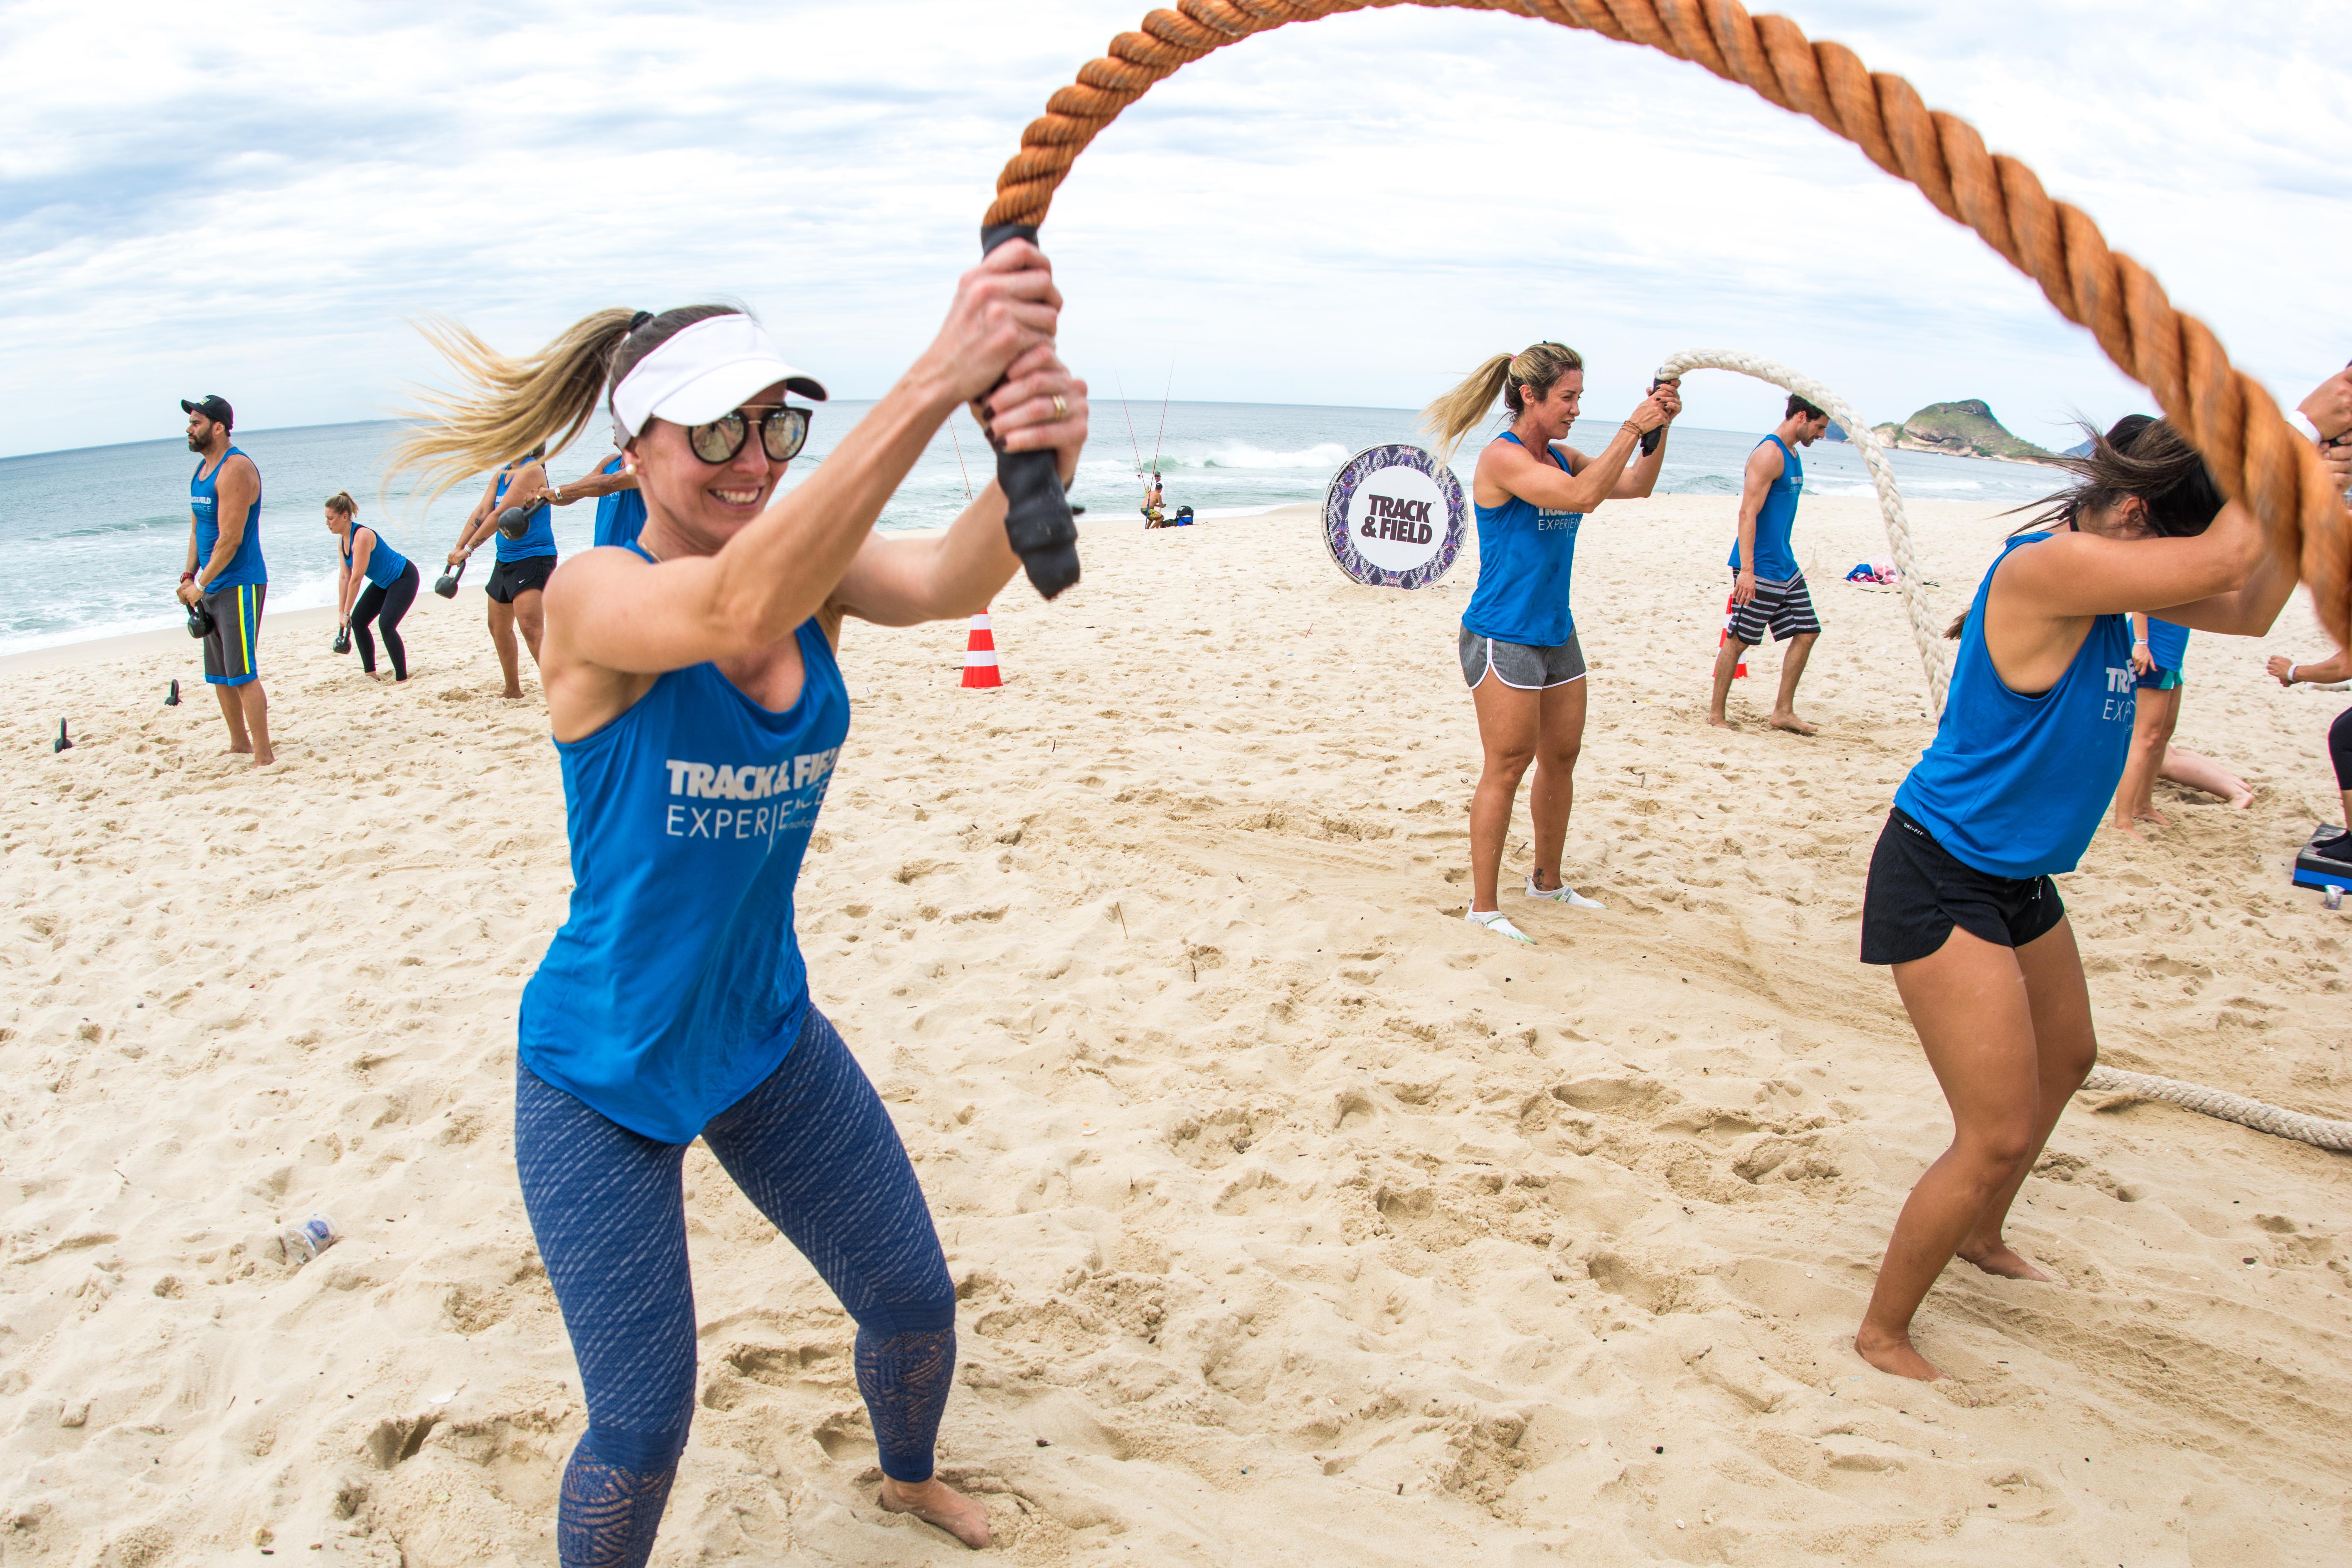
[326,491,419,682]
[1854,410,2310,1382]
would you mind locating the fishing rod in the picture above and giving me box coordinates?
[947,409,974,501]
[1148,363,1173,478]
[1114,372,1145,480]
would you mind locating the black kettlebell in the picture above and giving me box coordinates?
[496,505,531,540]
[332,626,352,655]
[185,599,214,639]
[435,559,465,599]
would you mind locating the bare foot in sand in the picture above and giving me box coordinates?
[1707,711,1734,729]
[880,1477,991,1548]
[1854,1327,1943,1381]
[2226,786,2256,811]
[2133,805,2172,828]
[2112,818,2147,840]
[1768,711,1818,736]
[1958,1241,2052,1282]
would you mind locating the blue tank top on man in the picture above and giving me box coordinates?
[493,462,559,562]
[1462,432,1584,648]
[347,526,410,589]
[1894,533,2136,879]
[1729,434,1803,580]
[2145,614,2189,673]
[517,564,852,1143]
[190,447,266,588]
[592,454,649,549]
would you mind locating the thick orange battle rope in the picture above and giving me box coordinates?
[987,0,2349,646]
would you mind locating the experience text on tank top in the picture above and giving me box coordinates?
[517,583,852,1145]
[1463,433,1584,649]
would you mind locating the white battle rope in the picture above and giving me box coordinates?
[1656,349,1951,715]
[2082,1066,2352,1153]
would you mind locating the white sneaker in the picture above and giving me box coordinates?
[1525,877,1604,911]
[1465,909,1535,945]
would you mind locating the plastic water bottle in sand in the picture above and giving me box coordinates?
[2327,885,2345,912]
[280,1213,341,1265]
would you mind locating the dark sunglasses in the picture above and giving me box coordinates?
[685,404,812,465]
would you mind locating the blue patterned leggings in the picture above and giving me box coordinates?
[515,1009,956,1568]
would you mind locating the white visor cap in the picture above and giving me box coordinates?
[611,314,828,445]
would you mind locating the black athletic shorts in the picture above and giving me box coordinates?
[1860,806,2065,965]
[486,553,556,604]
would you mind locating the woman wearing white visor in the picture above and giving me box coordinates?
[390,242,1084,1561]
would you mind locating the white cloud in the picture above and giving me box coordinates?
[0,0,2341,457]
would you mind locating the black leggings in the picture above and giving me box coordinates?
[351,561,419,680]
[2331,706,2351,790]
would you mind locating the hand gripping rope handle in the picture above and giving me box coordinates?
[981,222,1081,600]
[981,0,2350,651]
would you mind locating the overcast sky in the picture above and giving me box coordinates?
[2,0,2342,459]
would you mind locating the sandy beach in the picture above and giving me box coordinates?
[4,494,2349,1566]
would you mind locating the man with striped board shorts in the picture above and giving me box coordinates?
[1709,394,1830,735]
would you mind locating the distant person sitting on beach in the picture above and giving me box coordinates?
[176,394,273,766]
[1421,341,1679,941]
[2111,606,2252,834]
[386,243,1083,1559]
[1854,408,2314,1384]
[1709,394,1832,734]
[445,443,557,699]
[326,492,419,682]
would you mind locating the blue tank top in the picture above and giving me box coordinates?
[592,454,649,549]
[2145,614,2188,673]
[1894,533,2137,878]
[493,461,559,562]
[345,525,410,589]
[1463,433,1584,647]
[1729,434,1803,580]
[190,447,266,588]
[517,571,851,1142]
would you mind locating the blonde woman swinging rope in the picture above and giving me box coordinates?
[1422,344,1679,943]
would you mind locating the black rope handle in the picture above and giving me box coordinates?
[980,222,1080,600]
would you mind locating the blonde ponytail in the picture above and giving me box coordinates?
[1419,354,1513,461]
[1418,342,1586,461]
[387,308,640,508]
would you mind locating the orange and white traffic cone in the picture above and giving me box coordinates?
[1719,592,1748,678]
[960,610,1001,689]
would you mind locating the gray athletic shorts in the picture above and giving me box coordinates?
[1459,625,1586,690]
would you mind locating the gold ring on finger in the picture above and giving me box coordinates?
[1052,394,1068,421]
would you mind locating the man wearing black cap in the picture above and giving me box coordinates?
[177,395,273,766]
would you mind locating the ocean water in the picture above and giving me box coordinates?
[0,401,2063,655]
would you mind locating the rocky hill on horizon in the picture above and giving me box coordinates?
[1869,400,2065,467]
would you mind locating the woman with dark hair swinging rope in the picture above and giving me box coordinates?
[1852,405,2325,1384]
[1421,344,1679,943]
[389,241,1085,1561]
